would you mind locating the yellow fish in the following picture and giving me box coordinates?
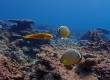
[24,33,53,39]
[60,49,82,65]
[57,26,70,38]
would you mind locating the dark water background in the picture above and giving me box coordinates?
[0,0,110,31]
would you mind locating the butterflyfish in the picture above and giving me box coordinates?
[57,26,70,38]
[24,33,53,39]
[60,48,82,65]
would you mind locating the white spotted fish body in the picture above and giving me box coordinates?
[57,26,70,38]
[60,49,82,65]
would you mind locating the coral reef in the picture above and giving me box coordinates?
[8,19,35,32]
[79,28,109,42]
[8,19,35,26]
[79,29,110,53]
[0,54,24,80]
[85,30,110,53]
[34,45,99,80]
[0,20,8,28]
[0,19,109,80]
[96,28,110,35]
[93,63,110,80]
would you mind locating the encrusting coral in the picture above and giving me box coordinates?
[93,63,110,80]
[35,45,99,80]
[0,54,24,80]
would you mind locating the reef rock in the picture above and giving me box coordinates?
[8,19,35,32]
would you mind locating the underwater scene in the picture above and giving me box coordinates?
[0,0,110,80]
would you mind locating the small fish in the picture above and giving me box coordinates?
[24,33,53,39]
[60,48,82,65]
[57,26,70,38]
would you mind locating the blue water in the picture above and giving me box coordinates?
[0,0,110,31]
